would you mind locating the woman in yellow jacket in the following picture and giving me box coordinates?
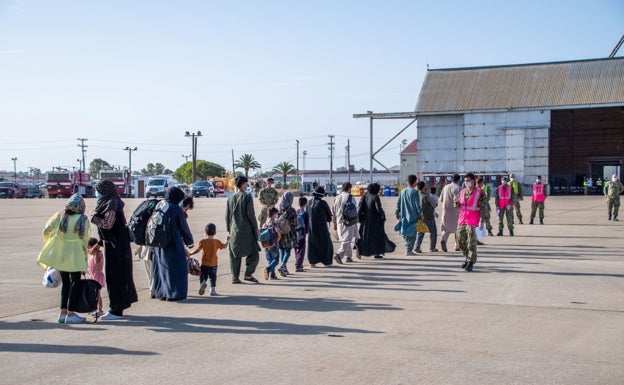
[37,194,90,324]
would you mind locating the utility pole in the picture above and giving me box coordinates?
[185,131,202,182]
[231,149,235,177]
[11,157,17,182]
[123,146,138,196]
[77,138,88,173]
[302,150,307,187]
[346,139,351,183]
[328,135,335,184]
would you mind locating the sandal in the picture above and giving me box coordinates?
[243,275,259,283]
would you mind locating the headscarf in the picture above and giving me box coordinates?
[94,180,122,216]
[59,193,87,236]
[367,183,381,195]
[278,191,294,211]
[165,186,185,205]
[312,186,325,199]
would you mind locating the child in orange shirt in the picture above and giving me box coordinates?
[187,223,229,296]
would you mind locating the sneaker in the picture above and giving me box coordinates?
[496,231,503,236]
[231,277,242,284]
[64,313,86,324]
[540,218,544,225]
[454,246,460,251]
[345,257,354,262]
[406,251,416,256]
[100,312,123,321]
[465,262,474,272]
[415,248,422,253]
[270,274,279,280]
[295,268,305,272]
[333,254,343,265]
[614,217,620,222]
[488,230,494,236]
[440,240,447,252]
[429,248,439,252]
[209,287,218,296]
[461,261,468,269]
[57,313,66,323]
[518,218,523,224]
[374,255,384,259]
[283,268,290,275]
[199,282,207,295]
[263,267,269,280]
[476,240,485,246]
[277,267,287,277]
[509,230,514,236]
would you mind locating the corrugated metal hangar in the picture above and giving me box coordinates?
[408,56,624,193]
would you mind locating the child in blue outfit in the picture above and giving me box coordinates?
[261,207,281,280]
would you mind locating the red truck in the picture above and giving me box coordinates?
[99,170,131,197]
[0,182,25,199]
[46,171,93,198]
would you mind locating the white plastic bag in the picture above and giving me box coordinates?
[475,226,487,240]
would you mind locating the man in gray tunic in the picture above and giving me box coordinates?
[439,174,461,252]
[225,176,260,283]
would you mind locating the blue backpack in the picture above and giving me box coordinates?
[259,228,275,248]
[295,210,306,242]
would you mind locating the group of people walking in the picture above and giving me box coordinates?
[37,171,621,323]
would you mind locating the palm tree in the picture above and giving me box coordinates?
[272,161,296,187]
[233,153,261,178]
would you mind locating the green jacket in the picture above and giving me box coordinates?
[226,191,260,257]
[604,181,624,200]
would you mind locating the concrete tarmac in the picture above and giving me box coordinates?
[0,195,623,385]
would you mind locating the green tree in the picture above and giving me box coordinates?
[89,158,111,176]
[174,160,226,184]
[233,153,261,178]
[272,161,296,187]
[140,163,170,176]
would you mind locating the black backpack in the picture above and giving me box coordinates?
[146,200,174,248]
[127,198,159,245]
[341,194,359,226]
[74,279,101,313]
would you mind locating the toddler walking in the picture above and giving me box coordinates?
[187,223,229,296]
[87,238,105,317]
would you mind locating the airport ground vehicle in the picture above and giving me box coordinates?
[46,171,93,198]
[145,175,176,198]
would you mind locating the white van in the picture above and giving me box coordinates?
[145,175,176,198]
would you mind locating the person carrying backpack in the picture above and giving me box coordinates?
[331,182,360,264]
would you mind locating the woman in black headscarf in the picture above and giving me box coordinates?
[356,183,387,258]
[306,186,334,267]
[151,187,194,301]
[91,180,138,320]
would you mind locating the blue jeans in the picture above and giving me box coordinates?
[279,248,291,269]
[264,247,279,275]
[416,218,438,251]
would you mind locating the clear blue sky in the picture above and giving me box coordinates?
[1,0,622,176]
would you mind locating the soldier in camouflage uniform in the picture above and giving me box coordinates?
[476,176,493,236]
[455,173,489,272]
[604,174,624,221]
[509,173,523,224]
[257,177,279,225]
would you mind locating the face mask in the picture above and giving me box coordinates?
[464,181,472,188]
[179,200,185,207]
[510,177,515,181]
[502,181,508,185]
[613,178,618,182]
[536,179,541,183]
[95,191,102,199]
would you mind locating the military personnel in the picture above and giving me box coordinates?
[455,173,489,272]
[529,175,547,224]
[509,173,523,224]
[257,177,279,224]
[495,176,514,236]
[604,174,624,221]
[476,176,494,236]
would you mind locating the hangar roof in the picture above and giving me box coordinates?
[415,57,624,113]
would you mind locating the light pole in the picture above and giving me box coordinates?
[185,131,202,183]
[11,157,17,182]
[302,150,307,188]
[328,135,335,184]
[296,140,300,189]
[182,154,191,163]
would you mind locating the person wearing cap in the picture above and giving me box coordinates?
[604,174,624,221]
[495,176,514,236]
[226,176,260,283]
[509,173,523,224]
[257,177,279,225]
[530,175,547,225]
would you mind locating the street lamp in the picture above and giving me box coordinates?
[182,154,191,163]
[123,147,138,196]
[302,150,307,187]
[11,157,17,182]
[185,131,202,183]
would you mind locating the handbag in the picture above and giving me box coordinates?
[416,219,430,233]
[74,279,101,314]
[187,258,201,276]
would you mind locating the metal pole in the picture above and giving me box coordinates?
[302,151,307,187]
[11,157,17,182]
[347,139,351,183]
[296,139,299,189]
[328,135,335,184]
[369,115,373,183]
[231,149,235,176]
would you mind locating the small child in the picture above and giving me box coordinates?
[187,223,229,296]
[261,207,281,280]
[294,196,309,272]
[87,238,105,317]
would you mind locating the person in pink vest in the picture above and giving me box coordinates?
[495,176,514,236]
[530,175,547,224]
[455,173,489,272]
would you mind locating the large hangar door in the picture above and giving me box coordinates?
[505,128,525,176]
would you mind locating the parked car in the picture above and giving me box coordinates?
[324,183,337,197]
[25,186,44,199]
[0,182,23,199]
[191,180,215,198]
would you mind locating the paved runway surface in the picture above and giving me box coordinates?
[1,195,622,384]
